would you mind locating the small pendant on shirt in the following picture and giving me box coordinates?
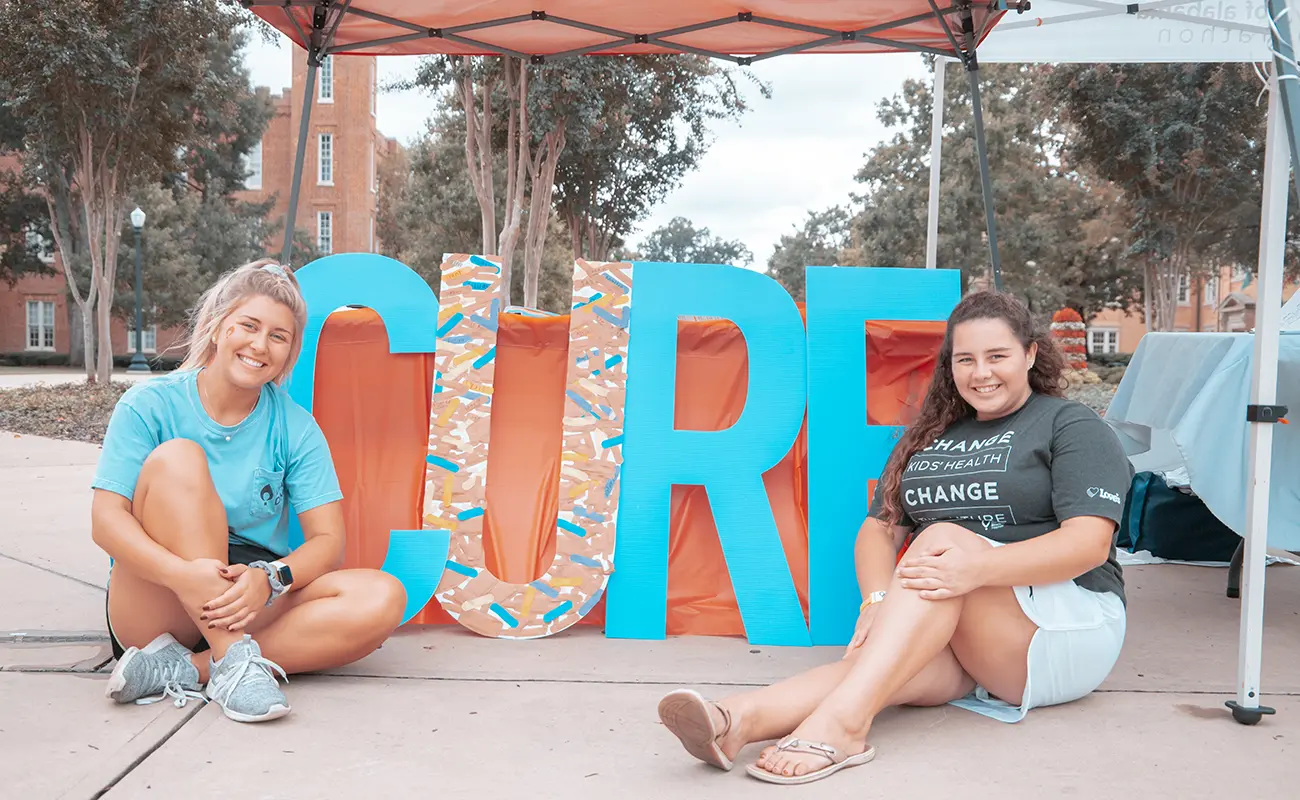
[225,435,231,441]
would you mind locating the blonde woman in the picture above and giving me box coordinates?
[92,258,406,723]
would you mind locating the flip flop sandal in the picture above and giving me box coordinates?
[745,736,876,785]
[657,689,735,770]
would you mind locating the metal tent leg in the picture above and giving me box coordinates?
[925,58,947,270]
[1226,70,1287,728]
[281,56,320,266]
[965,57,1002,292]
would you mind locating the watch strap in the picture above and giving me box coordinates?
[248,560,287,606]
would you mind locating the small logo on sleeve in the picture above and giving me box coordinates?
[1087,487,1123,504]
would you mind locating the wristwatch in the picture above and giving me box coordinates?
[249,560,294,606]
[860,590,887,612]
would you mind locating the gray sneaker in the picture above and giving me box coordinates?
[205,634,290,722]
[105,632,204,707]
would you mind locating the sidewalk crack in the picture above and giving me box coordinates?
[89,703,205,799]
[0,551,105,592]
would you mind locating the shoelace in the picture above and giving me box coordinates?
[207,652,289,707]
[137,679,208,709]
[133,656,206,708]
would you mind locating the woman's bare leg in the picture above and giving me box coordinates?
[758,523,1035,778]
[109,439,407,682]
[237,568,405,675]
[107,439,232,680]
[683,645,974,765]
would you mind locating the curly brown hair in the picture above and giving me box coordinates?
[876,290,1068,527]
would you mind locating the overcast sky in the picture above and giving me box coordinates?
[242,34,928,268]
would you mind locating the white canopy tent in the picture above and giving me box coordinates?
[926,0,1296,725]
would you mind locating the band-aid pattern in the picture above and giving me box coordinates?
[424,254,632,638]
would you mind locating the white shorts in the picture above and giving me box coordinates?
[948,537,1127,723]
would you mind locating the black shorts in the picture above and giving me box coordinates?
[107,536,279,661]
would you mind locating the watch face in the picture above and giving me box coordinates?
[276,563,293,586]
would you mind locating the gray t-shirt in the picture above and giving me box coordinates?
[870,392,1131,605]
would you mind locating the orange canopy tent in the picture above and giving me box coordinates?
[247,0,1024,287]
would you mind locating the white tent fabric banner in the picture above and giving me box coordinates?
[978,0,1273,63]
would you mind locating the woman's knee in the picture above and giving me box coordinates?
[339,570,407,632]
[910,522,990,553]
[139,439,212,489]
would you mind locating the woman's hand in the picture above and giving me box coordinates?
[201,564,272,632]
[842,603,880,659]
[166,558,230,613]
[896,542,987,600]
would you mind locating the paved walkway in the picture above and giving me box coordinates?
[0,367,155,390]
[1,432,1296,798]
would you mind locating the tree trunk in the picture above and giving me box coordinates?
[67,296,85,368]
[460,58,497,256]
[496,59,530,309]
[96,272,114,383]
[81,304,96,381]
[565,208,582,259]
[44,198,97,382]
[522,124,566,308]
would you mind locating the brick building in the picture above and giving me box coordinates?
[1084,267,1300,357]
[1,51,397,362]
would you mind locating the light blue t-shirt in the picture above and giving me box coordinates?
[92,369,343,557]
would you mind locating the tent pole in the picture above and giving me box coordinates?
[965,56,1002,291]
[1272,0,1300,185]
[1227,71,1287,727]
[925,58,947,269]
[281,55,320,266]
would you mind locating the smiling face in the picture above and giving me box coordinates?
[209,294,298,390]
[950,317,1037,421]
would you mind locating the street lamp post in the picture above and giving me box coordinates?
[127,206,150,374]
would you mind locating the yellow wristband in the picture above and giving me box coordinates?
[860,590,887,611]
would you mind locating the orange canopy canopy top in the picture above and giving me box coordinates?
[248,1,1009,62]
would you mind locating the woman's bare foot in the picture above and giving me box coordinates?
[657,689,750,770]
[753,707,871,780]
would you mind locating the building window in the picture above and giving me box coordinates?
[369,215,375,252]
[318,55,333,102]
[1177,272,1190,304]
[370,60,377,116]
[1205,276,1219,306]
[1088,327,1119,355]
[26,300,55,351]
[318,133,333,185]
[126,321,157,353]
[370,145,376,194]
[317,211,332,255]
[244,140,262,190]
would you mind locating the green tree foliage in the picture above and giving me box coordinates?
[766,207,852,303]
[635,216,753,267]
[376,117,573,313]
[376,115,494,290]
[0,107,54,286]
[850,60,1142,321]
[109,27,281,343]
[1045,63,1275,330]
[552,57,763,262]
[0,0,250,381]
[405,54,763,300]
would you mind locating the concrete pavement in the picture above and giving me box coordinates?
[2,431,1297,799]
[0,367,153,390]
